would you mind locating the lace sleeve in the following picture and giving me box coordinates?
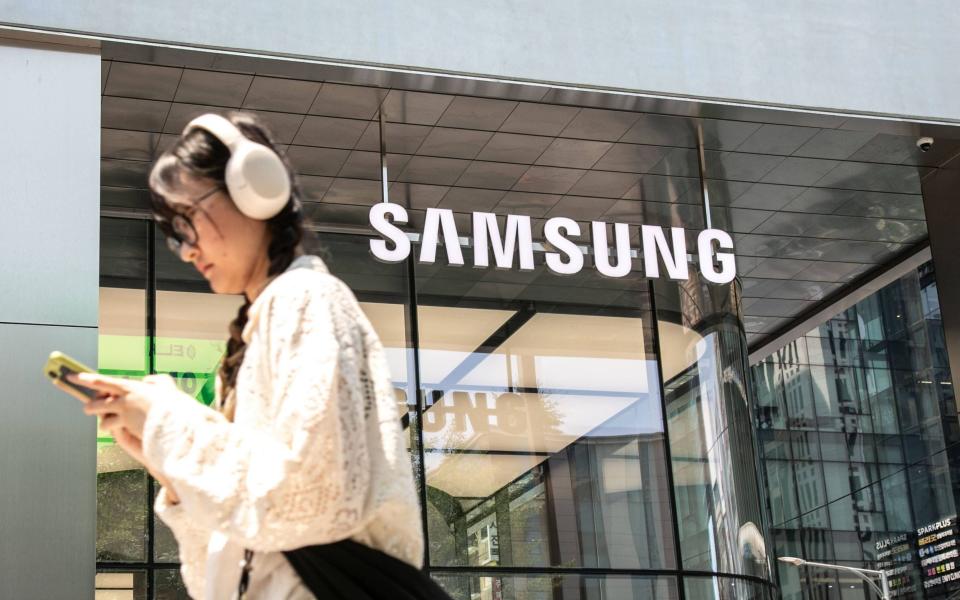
[141,276,372,552]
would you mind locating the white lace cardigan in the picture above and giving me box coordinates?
[142,255,423,599]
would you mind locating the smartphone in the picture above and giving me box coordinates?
[44,351,97,401]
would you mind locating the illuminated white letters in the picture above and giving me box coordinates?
[697,229,736,284]
[641,225,688,280]
[369,202,410,263]
[592,221,632,278]
[367,203,737,284]
[544,217,583,275]
[473,212,534,270]
[419,208,464,266]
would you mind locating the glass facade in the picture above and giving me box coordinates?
[96,221,774,598]
[752,261,960,599]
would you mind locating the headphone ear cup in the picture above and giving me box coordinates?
[225,144,292,220]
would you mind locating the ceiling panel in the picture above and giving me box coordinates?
[101,158,152,188]
[592,143,665,173]
[736,124,819,155]
[558,108,640,141]
[417,127,493,159]
[625,175,700,203]
[101,129,159,161]
[437,96,518,130]
[493,191,561,218]
[163,103,221,133]
[293,115,368,148]
[500,103,580,136]
[726,182,804,210]
[513,165,586,194]
[397,156,471,186]
[536,138,613,169]
[286,145,351,177]
[650,148,699,177]
[603,199,704,228]
[793,129,875,160]
[834,191,925,220]
[102,96,170,131]
[322,177,380,206]
[298,175,334,201]
[710,207,774,233]
[174,69,252,106]
[745,298,816,318]
[620,113,696,147]
[476,132,552,164]
[105,62,182,101]
[388,182,449,210]
[455,161,528,190]
[309,83,387,120]
[355,122,432,154]
[700,119,763,150]
[566,170,640,199]
[544,195,618,220]
[814,161,926,194]
[101,60,111,93]
[761,157,839,186]
[338,150,410,180]
[704,151,783,182]
[243,76,321,113]
[241,110,304,144]
[101,186,151,211]
[440,187,506,212]
[381,90,454,125]
[797,261,871,283]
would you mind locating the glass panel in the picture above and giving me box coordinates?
[433,573,679,600]
[154,226,243,406]
[416,251,675,570]
[97,469,149,562]
[655,274,770,579]
[98,217,150,563]
[153,569,189,600]
[752,261,960,599]
[153,480,178,563]
[683,576,773,600]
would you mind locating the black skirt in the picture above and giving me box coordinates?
[283,540,453,600]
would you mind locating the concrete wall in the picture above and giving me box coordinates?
[0,40,99,599]
[1,1,959,122]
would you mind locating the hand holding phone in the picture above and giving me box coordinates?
[44,351,98,401]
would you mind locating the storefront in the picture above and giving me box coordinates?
[94,48,773,594]
[3,5,960,599]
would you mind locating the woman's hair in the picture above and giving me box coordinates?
[148,112,306,417]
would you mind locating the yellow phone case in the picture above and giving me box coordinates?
[44,351,96,399]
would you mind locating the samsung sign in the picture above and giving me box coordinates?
[368,202,736,284]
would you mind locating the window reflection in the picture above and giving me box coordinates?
[417,263,676,571]
[752,261,960,599]
[98,218,150,564]
[655,274,770,579]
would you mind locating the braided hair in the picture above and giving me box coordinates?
[148,112,306,418]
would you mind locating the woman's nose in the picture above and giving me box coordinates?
[178,241,199,263]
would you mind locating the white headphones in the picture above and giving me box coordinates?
[182,114,291,220]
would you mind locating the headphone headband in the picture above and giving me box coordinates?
[183,114,244,149]
[178,113,291,221]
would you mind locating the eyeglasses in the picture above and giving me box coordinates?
[159,186,223,255]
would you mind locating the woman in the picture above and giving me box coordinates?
[69,112,444,599]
